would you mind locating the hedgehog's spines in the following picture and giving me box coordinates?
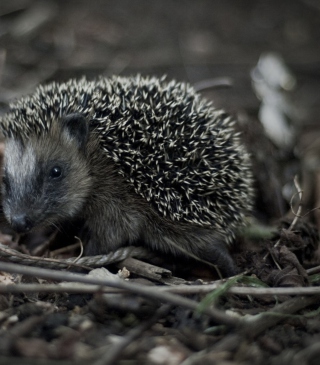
[0,75,253,240]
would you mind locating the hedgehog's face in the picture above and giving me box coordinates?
[1,113,92,233]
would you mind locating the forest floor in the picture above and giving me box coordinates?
[0,1,320,364]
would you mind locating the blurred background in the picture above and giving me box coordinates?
[0,0,319,114]
[0,0,320,224]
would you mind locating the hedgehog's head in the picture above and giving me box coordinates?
[1,113,92,233]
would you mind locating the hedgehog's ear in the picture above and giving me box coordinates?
[61,113,89,150]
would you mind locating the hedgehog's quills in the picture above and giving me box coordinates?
[0,75,254,276]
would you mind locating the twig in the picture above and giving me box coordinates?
[2,281,320,297]
[116,257,187,285]
[263,175,303,263]
[0,261,239,327]
[286,176,304,232]
[274,175,303,249]
[50,241,81,256]
[269,249,283,271]
[72,236,84,263]
[0,244,151,270]
[242,295,320,338]
[306,265,320,275]
[0,239,228,280]
[0,244,92,271]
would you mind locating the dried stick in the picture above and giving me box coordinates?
[242,295,320,338]
[0,244,150,270]
[2,281,320,297]
[0,261,239,328]
[263,175,303,263]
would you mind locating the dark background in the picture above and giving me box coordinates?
[0,0,319,122]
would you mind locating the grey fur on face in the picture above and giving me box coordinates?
[2,118,92,232]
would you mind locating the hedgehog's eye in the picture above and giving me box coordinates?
[49,166,62,179]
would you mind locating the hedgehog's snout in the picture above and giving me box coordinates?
[10,214,33,233]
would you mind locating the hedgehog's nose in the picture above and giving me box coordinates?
[11,214,32,233]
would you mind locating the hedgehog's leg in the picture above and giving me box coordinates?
[83,225,138,256]
[143,220,237,277]
[177,229,237,277]
[82,205,145,256]
[196,238,238,276]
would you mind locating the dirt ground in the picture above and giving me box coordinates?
[0,0,320,364]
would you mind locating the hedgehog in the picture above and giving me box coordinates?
[0,75,253,276]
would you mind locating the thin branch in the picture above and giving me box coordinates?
[50,241,81,256]
[2,281,320,297]
[263,175,303,263]
[0,261,239,328]
[0,244,150,270]
[306,265,320,275]
[242,295,320,338]
[287,175,304,232]
[274,175,303,249]
[72,236,84,263]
